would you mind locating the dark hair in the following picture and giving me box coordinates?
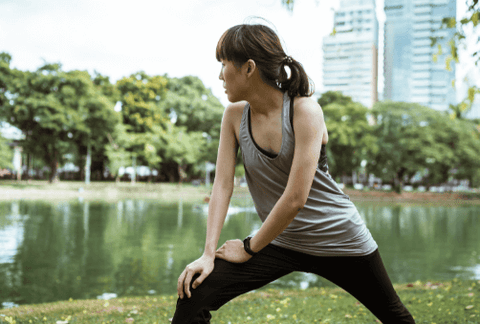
[216,24,314,97]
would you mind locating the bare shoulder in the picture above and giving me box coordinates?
[293,96,323,119]
[223,101,247,127]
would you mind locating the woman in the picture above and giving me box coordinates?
[172,23,415,323]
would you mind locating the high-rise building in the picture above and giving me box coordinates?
[322,0,379,108]
[383,0,456,111]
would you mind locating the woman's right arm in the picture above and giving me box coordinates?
[177,102,242,299]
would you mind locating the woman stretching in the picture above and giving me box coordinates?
[172,23,415,323]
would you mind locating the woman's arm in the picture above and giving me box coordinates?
[177,102,241,299]
[203,104,241,258]
[216,97,325,261]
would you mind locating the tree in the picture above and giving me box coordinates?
[116,72,170,179]
[159,76,225,181]
[0,134,13,170]
[436,0,480,65]
[162,76,224,163]
[440,118,480,186]
[369,101,480,192]
[318,91,354,108]
[0,55,119,182]
[0,53,12,109]
[448,86,480,119]
[318,91,377,182]
[75,73,121,182]
[0,53,14,170]
[104,123,132,183]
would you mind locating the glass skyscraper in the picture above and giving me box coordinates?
[383,0,457,111]
[322,0,379,108]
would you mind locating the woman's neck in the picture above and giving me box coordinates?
[247,83,284,117]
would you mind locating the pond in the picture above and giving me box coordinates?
[0,195,479,308]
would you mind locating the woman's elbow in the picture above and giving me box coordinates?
[288,193,308,211]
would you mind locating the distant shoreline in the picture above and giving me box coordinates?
[0,180,479,204]
[343,188,480,204]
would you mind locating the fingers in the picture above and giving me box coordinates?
[183,267,195,299]
[177,266,195,299]
[177,269,187,299]
[192,271,209,290]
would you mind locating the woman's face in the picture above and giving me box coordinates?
[219,60,247,102]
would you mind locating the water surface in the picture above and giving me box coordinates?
[0,197,479,308]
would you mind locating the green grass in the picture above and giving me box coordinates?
[1,279,479,323]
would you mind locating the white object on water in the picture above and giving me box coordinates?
[354,183,364,190]
[97,293,118,300]
[1,302,19,309]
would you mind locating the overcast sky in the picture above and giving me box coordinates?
[0,0,371,106]
[0,0,475,108]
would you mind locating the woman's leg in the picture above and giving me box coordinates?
[171,244,299,324]
[308,249,415,323]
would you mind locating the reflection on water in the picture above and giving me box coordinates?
[0,197,479,308]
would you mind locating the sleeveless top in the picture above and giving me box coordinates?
[239,92,378,256]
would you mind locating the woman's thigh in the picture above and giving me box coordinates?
[308,249,415,323]
[172,244,299,323]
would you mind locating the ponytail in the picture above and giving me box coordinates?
[278,56,313,97]
[216,24,314,97]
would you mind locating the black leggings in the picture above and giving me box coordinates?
[172,245,415,323]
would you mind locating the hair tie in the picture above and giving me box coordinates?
[283,56,293,64]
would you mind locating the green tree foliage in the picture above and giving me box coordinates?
[0,134,13,169]
[0,53,119,182]
[369,101,480,191]
[116,72,169,175]
[161,76,224,172]
[149,76,226,182]
[0,54,13,170]
[448,86,480,119]
[436,0,479,65]
[75,74,121,181]
[0,53,12,109]
[318,90,354,108]
[318,91,377,180]
[104,124,132,182]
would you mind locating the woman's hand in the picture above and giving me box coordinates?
[177,254,214,299]
[215,239,252,263]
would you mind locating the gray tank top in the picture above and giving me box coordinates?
[239,92,378,256]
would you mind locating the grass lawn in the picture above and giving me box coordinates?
[1,279,478,323]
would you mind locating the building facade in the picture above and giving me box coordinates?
[383,0,457,111]
[323,0,379,108]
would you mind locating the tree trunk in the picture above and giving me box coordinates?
[48,150,59,183]
[25,152,31,181]
[85,142,91,185]
[394,169,405,194]
[341,172,348,186]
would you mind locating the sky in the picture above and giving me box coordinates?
[0,0,363,107]
[0,0,476,109]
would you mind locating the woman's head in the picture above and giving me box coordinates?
[216,24,314,98]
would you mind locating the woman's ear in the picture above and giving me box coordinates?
[245,59,256,77]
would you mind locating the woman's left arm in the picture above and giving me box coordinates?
[215,98,324,262]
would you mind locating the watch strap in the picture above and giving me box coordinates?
[243,237,257,256]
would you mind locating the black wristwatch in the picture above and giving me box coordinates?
[243,237,257,256]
